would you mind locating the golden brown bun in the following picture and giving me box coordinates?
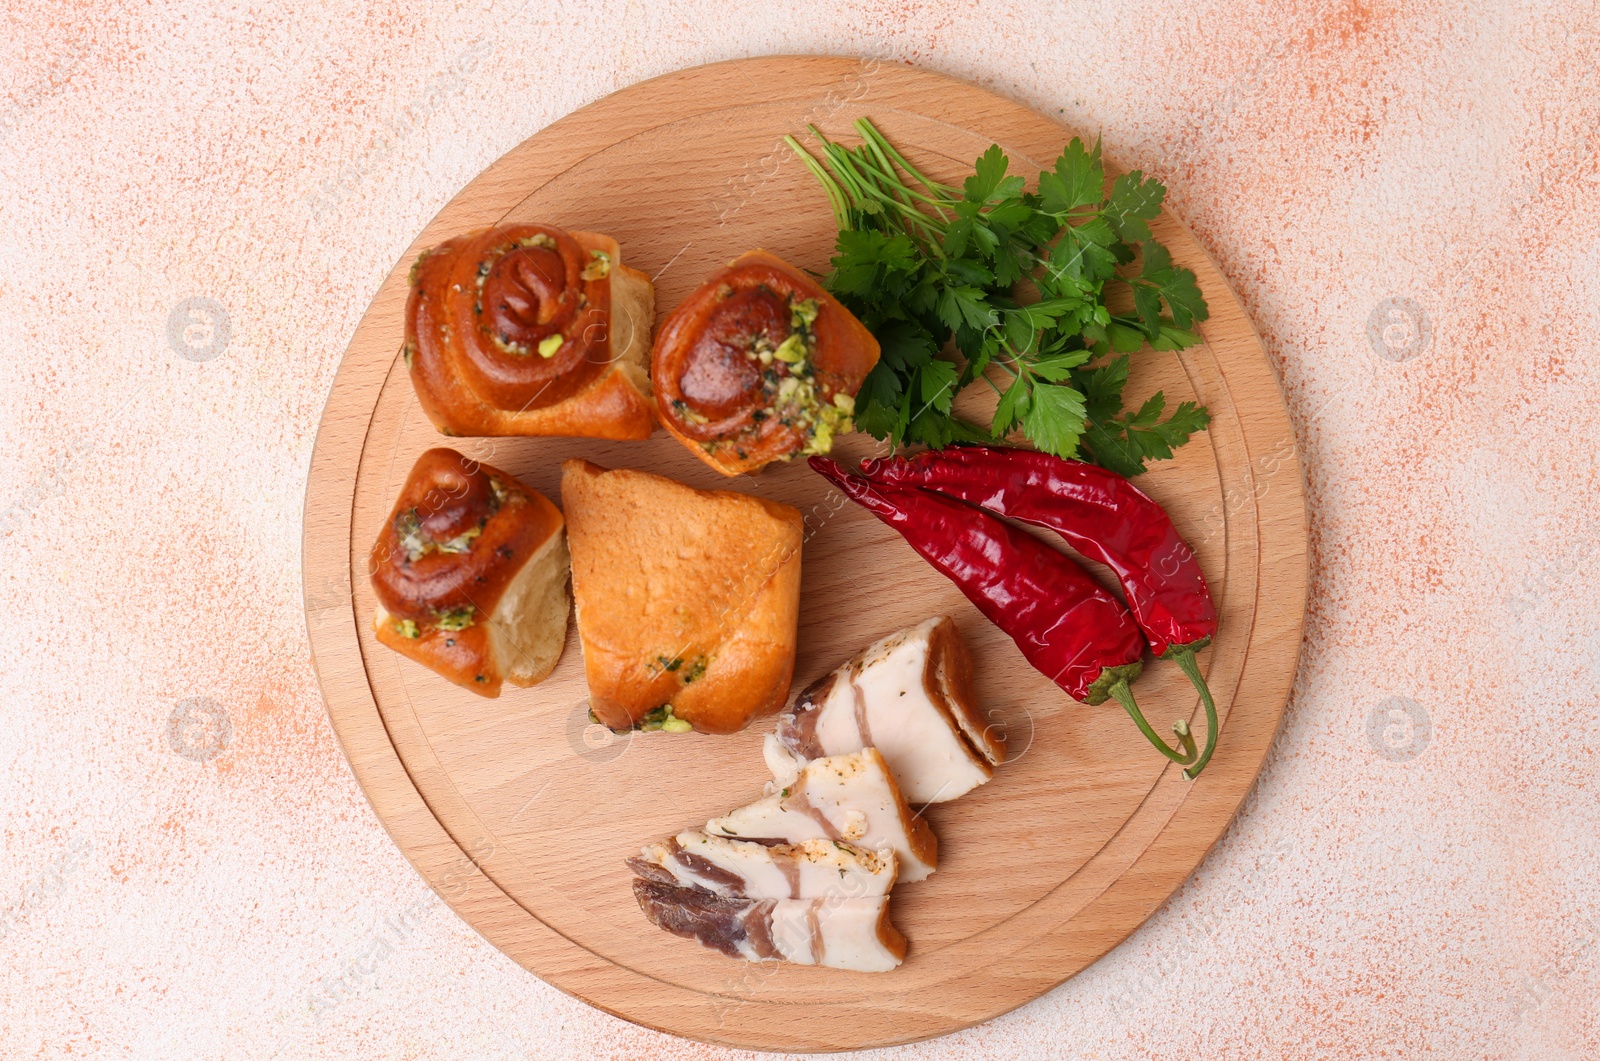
[406,226,655,440]
[371,448,569,696]
[560,459,802,734]
[652,248,880,476]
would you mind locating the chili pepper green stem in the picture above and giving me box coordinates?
[1166,645,1219,779]
[1108,679,1198,766]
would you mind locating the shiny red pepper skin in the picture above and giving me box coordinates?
[809,456,1145,703]
[861,445,1217,658]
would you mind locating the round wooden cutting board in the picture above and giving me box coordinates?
[303,56,1307,1053]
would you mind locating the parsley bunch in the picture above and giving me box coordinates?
[784,119,1211,476]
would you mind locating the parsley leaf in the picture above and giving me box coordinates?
[1037,137,1104,215]
[1104,170,1165,243]
[855,362,905,442]
[936,286,997,332]
[830,229,918,297]
[875,318,937,373]
[1081,392,1212,477]
[1029,348,1093,382]
[916,358,960,416]
[1079,354,1130,421]
[1023,382,1088,457]
[992,373,1031,436]
[964,145,1026,205]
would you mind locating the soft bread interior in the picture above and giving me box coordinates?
[490,528,572,687]
[609,263,654,398]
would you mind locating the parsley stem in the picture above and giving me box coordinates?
[854,119,956,198]
[853,155,929,220]
[1108,314,1153,336]
[853,133,954,222]
[830,153,941,229]
[784,135,850,229]
[805,126,954,243]
[984,340,1023,378]
[871,173,954,214]
[842,182,947,252]
[818,142,926,235]
[816,140,874,203]
[855,133,907,195]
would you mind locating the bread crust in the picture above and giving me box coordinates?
[560,459,802,733]
[407,226,656,440]
[371,448,569,695]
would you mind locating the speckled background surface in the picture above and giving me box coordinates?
[3,1,1598,1057]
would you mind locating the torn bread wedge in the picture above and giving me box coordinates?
[628,832,895,900]
[706,748,937,883]
[767,615,1005,803]
[633,878,906,972]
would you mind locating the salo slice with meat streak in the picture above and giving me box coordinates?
[633,878,906,972]
[766,615,1006,804]
[629,831,895,899]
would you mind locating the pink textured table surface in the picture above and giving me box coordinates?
[3,2,1597,1058]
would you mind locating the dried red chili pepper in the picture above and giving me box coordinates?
[810,457,1198,768]
[861,445,1220,778]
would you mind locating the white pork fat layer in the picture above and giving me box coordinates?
[766,897,903,971]
[706,749,937,883]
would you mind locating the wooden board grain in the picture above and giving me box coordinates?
[302,56,1308,1053]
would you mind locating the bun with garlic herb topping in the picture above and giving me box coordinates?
[405,224,655,439]
[370,448,569,695]
[651,249,879,475]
